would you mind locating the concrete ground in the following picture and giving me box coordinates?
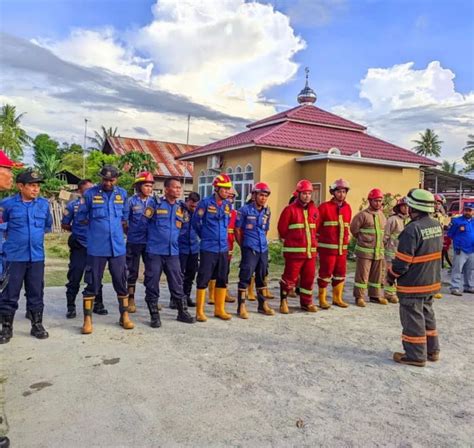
[1,272,473,448]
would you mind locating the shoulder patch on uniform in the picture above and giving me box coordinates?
[144,207,154,218]
[198,208,205,217]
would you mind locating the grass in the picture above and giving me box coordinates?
[43,234,356,287]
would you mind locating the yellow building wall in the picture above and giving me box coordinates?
[324,161,420,213]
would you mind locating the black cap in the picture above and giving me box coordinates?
[16,169,44,184]
[99,165,121,180]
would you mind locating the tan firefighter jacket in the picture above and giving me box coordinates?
[384,213,410,262]
[350,207,387,260]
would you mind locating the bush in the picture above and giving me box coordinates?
[268,240,284,265]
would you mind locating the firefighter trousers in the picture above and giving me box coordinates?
[399,296,439,362]
[353,257,384,300]
[317,252,347,288]
[281,256,316,306]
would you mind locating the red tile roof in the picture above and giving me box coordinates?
[178,104,437,166]
[247,104,366,131]
[105,136,195,178]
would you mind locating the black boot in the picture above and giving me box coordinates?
[176,297,195,324]
[186,296,196,307]
[147,301,161,328]
[0,436,10,448]
[169,298,177,309]
[0,314,14,344]
[30,311,49,339]
[25,309,32,320]
[93,293,108,315]
[66,295,76,319]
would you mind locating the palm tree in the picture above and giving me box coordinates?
[412,129,443,157]
[0,104,32,160]
[88,126,119,151]
[441,160,457,174]
[118,151,157,177]
[36,151,63,179]
[464,134,474,151]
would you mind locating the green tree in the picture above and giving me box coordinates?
[88,126,119,151]
[118,151,157,177]
[33,134,63,179]
[85,150,120,181]
[60,142,84,155]
[61,152,84,177]
[441,160,457,174]
[412,129,443,158]
[0,104,32,160]
[462,134,474,172]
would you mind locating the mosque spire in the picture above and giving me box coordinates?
[297,67,317,105]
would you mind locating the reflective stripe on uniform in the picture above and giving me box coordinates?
[395,250,442,264]
[332,276,345,281]
[384,285,397,293]
[355,245,384,255]
[303,209,312,258]
[299,287,313,295]
[397,282,441,294]
[318,277,332,282]
[288,223,305,229]
[318,242,348,250]
[368,282,381,288]
[283,247,317,253]
[323,221,338,226]
[401,334,427,344]
[360,228,376,234]
[426,329,438,337]
[354,282,368,289]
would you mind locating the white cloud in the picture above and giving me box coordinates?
[331,61,474,164]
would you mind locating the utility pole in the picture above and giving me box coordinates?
[183,114,191,198]
[83,118,88,178]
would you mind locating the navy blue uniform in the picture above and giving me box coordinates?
[192,195,231,288]
[77,185,129,298]
[236,203,271,290]
[178,203,200,300]
[144,196,186,306]
[0,194,52,314]
[126,194,154,290]
[62,198,104,311]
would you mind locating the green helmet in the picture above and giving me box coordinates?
[407,188,435,213]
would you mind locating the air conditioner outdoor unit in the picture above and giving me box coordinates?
[207,155,222,169]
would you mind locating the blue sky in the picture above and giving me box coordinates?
[0,0,472,162]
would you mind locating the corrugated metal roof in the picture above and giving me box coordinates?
[105,137,195,178]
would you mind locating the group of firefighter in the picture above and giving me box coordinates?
[0,156,446,367]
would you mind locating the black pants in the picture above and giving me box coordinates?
[196,251,229,289]
[126,242,147,286]
[65,236,103,304]
[144,253,185,305]
[0,261,45,314]
[238,248,268,290]
[179,253,199,298]
[83,255,127,298]
[399,296,440,361]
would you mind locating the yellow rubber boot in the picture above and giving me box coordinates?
[127,285,137,313]
[318,288,331,310]
[247,276,257,301]
[225,286,236,303]
[332,282,349,308]
[82,297,94,334]
[118,296,135,330]
[433,293,443,299]
[237,290,249,319]
[208,280,216,304]
[196,289,207,322]
[263,277,275,299]
[214,287,232,320]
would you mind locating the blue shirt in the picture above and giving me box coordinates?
[127,194,154,244]
[0,194,52,262]
[77,185,129,257]
[178,203,200,255]
[447,215,474,254]
[236,203,270,253]
[146,196,184,256]
[62,197,88,247]
[191,195,231,253]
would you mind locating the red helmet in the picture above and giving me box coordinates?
[252,182,271,195]
[329,178,350,193]
[434,193,446,204]
[368,188,383,200]
[295,179,313,193]
[213,173,232,189]
[134,171,154,184]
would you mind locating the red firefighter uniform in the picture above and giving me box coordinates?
[317,197,352,308]
[278,180,319,313]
